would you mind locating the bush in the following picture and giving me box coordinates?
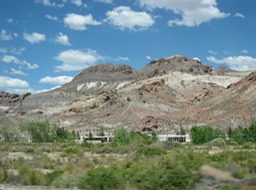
[126,152,203,190]
[0,125,20,142]
[18,165,44,185]
[78,167,124,190]
[112,128,157,146]
[135,146,166,157]
[44,170,63,186]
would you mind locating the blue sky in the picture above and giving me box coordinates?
[0,0,255,94]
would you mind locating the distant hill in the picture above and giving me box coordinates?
[0,55,254,135]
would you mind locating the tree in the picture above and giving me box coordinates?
[191,126,226,145]
[0,125,20,142]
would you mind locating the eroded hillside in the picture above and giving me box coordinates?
[0,55,254,134]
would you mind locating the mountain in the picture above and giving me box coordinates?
[0,55,254,135]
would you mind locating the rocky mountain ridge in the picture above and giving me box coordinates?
[0,55,254,135]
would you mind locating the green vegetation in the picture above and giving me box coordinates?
[227,122,256,144]
[21,120,76,142]
[0,122,256,189]
[0,125,20,142]
[191,122,256,145]
[191,125,226,145]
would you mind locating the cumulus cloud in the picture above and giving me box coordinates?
[35,0,64,7]
[0,76,29,90]
[93,0,113,4]
[0,30,13,41]
[207,55,256,71]
[23,32,46,44]
[139,0,229,27]
[2,55,39,70]
[55,49,103,71]
[39,76,73,85]
[105,6,155,31]
[71,0,83,6]
[234,12,245,18]
[0,47,25,55]
[55,33,71,46]
[64,13,101,31]
[7,68,28,76]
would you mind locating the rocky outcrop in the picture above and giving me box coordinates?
[0,92,31,108]
[143,55,212,78]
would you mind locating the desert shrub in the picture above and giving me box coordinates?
[135,146,166,157]
[191,126,226,145]
[126,152,202,190]
[64,146,80,155]
[44,170,63,186]
[18,164,44,185]
[0,166,8,183]
[112,128,157,146]
[81,141,94,149]
[78,167,124,190]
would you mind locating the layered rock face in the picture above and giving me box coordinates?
[61,63,139,95]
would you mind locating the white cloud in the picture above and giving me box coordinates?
[146,56,152,60]
[207,55,256,71]
[46,14,60,21]
[234,12,245,18]
[105,6,155,31]
[2,55,39,70]
[208,50,218,55]
[0,48,7,54]
[0,30,13,41]
[0,76,29,90]
[11,47,26,55]
[71,0,83,6]
[39,76,73,85]
[23,32,46,44]
[93,0,113,4]
[116,56,129,62]
[55,33,71,46]
[241,49,248,54]
[0,47,25,55]
[7,68,28,76]
[139,0,229,27]
[55,49,103,71]
[35,0,64,7]
[7,18,14,23]
[64,13,101,31]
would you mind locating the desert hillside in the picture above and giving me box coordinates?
[0,55,254,135]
